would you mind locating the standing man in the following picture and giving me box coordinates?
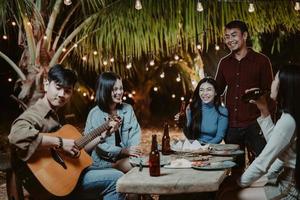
[8,64,125,200]
[215,20,274,170]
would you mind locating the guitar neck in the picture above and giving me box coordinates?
[75,122,110,149]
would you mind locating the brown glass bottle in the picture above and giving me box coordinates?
[149,134,160,176]
[162,122,171,155]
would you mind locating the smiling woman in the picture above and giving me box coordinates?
[175,77,228,144]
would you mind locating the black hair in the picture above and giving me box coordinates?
[48,64,77,87]
[95,72,122,113]
[184,77,227,140]
[225,20,248,33]
[277,65,300,190]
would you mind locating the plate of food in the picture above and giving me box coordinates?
[209,144,240,151]
[209,149,244,156]
[129,155,171,167]
[191,160,236,170]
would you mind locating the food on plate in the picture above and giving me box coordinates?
[191,160,210,167]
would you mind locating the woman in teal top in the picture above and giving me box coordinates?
[177,77,228,144]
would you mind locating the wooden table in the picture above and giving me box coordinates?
[117,166,228,195]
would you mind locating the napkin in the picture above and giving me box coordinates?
[164,158,191,168]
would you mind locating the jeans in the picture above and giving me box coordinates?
[70,167,125,200]
[225,122,266,169]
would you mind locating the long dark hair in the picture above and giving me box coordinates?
[185,77,226,139]
[277,65,300,190]
[95,72,122,113]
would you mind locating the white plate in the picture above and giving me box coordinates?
[129,155,171,167]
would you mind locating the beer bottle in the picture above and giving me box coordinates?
[149,134,160,176]
[162,122,171,155]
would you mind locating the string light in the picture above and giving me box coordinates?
[196,44,202,50]
[82,55,87,61]
[248,3,255,13]
[90,95,94,100]
[196,1,204,12]
[215,44,220,51]
[2,35,8,40]
[43,35,47,40]
[180,97,185,101]
[103,60,108,66]
[83,92,87,97]
[153,87,158,92]
[11,21,16,26]
[64,0,72,6]
[123,96,127,100]
[126,63,132,69]
[73,44,78,48]
[132,90,136,95]
[27,22,31,26]
[62,47,67,52]
[176,74,181,82]
[160,72,165,78]
[8,78,12,82]
[149,60,155,66]
[110,57,115,62]
[93,51,98,55]
[172,94,176,98]
[128,93,133,98]
[295,2,300,11]
[174,55,179,60]
[135,0,142,10]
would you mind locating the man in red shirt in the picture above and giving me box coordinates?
[215,20,274,170]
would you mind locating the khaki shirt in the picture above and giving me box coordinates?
[8,98,60,161]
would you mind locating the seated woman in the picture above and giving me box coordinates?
[218,65,300,199]
[84,72,141,173]
[175,77,228,144]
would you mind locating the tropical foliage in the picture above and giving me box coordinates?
[0,0,300,117]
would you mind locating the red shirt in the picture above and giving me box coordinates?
[215,48,274,128]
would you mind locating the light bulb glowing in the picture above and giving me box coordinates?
[149,60,155,66]
[62,48,67,52]
[160,72,165,78]
[135,0,142,10]
[90,95,94,100]
[11,21,16,26]
[196,2,204,12]
[27,22,31,26]
[172,94,176,98]
[110,57,114,62]
[83,92,87,97]
[174,55,179,60]
[132,90,136,95]
[295,2,300,11]
[248,3,255,13]
[128,93,133,98]
[93,51,98,55]
[123,96,127,100]
[2,35,7,40]
[43,35,47,40]
[181,97,185,101]
[176,74,181,82]
[64,0,72,6]
[215,45,220,51]
[73,44,78,48]
[126,63,132,69]
[153,87,158,92]
[8,78,12,82]
[103,60,108,66]
[196,44,202,50]
[82,56,87,61]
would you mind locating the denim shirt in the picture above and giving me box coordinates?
[84,103,141,167]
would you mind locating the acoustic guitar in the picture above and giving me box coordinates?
[26,118,116,197]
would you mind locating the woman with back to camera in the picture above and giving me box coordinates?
[219,65,300,199]
[175,77,228,144]
[84,72,141,173]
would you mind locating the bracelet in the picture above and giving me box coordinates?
[56,136,63,149]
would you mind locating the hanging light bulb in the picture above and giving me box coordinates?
[196,1,204,12]
[174,54,179,60]
[176,74,181,82]
[126,63,132,69]
[181,97,185,101]
[62,47,67,52]
[93,51,98,55]
[64,0,72,6]
[2,35,8,40]
[248,3,255,13]
[135,0,142,10]
[103,60,108,66]
[215,44,220,51]
[295,2,300,11]
[110,57,114,62]
[11,21,16,26]
[196,44,202,50]
[160,72,165,78]
[149,60,155,66]
[153,87,158,92]
[171,94,176,98]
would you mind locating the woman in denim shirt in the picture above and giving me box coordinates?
[84,72,141,173]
